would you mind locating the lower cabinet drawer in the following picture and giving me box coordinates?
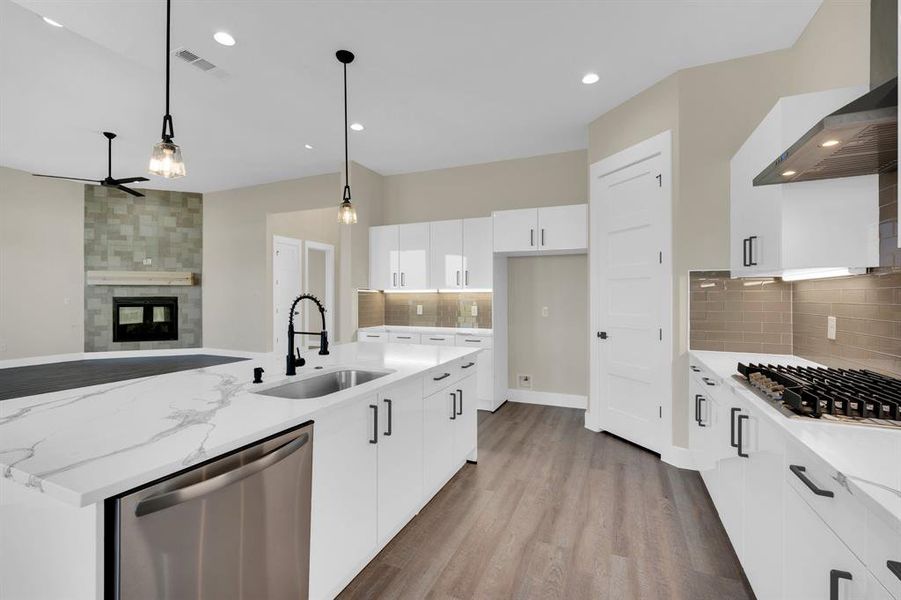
[421,334,456,346]
[423,360,464,397]
[455,335,493,349]
[389,333,421,344]
[358,332,387,342]
[867,507,901,599]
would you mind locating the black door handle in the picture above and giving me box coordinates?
[369,404,378,444]
[597,331,608,340]
[450,392,457,420]
[830,569,853,600]
[790,465,834,497]
[737,414,749,458]
[730,407,741,448]
[697,396,706,427]
[456,389,463,416]
[383,398,393,436]
[742,237,750,267]
[702,377,715,387]
[748,235,758,266]
[695,394,701,424]
[886,560,901,582]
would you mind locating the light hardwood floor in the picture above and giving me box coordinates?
[338,402,754,600]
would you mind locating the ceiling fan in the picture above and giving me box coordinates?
[32,131,149,197]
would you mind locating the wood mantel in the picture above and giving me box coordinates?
[85,271,196,286]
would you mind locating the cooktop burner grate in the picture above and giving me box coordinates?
[736,363,901,428]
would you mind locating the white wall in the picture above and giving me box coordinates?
[0,166,84,359]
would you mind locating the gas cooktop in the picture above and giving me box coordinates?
[735,362,901,429]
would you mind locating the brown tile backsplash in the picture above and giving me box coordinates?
[357,291,492,329]
[689,271,793,354]
[792,268,901,378]
[878,171,900,268]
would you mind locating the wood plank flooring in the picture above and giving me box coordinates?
[338,402,754,600]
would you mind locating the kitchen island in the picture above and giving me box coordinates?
[0,342,482,600]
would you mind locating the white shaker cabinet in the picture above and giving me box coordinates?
[422,384,457,498]
[492,204,587,254]
[369,225,400,290]
[309,394,378,600]
[492,208,538,253]
[451,374,478,464]
[462,217,493,289]
[730,85,879,277]
[376,379,424,545]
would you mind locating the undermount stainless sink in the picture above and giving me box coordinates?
[256,369,390,400]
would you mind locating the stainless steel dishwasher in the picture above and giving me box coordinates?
[108,422,313,600]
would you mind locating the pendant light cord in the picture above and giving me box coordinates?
[161,0,174,142]
[343,60,351,200]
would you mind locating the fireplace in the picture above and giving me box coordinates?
[113,297,178,343]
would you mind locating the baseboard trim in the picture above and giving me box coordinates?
[506,389,587,409]
[661,445,696,470]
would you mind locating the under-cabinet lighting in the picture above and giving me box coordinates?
[42,16,63,27]
[782,170,796,177]
[780,267,865,282]
[437,288,492,293]
[820,139,840,148]
[699,282,717,288]
[742,278,775,287]
[383,289,435,294]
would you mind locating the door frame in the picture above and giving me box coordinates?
[587,130,673,457]
[273,235,303,353]
[303,240,336,340]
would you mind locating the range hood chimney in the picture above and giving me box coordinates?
[753,0,897,187]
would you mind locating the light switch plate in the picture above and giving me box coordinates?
[416,304,423,315]
[827,315,837,340]
[541,306,549,317]
[470,303,478,316]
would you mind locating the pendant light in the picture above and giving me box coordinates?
[336,49,357,225]
[148,0,186,178]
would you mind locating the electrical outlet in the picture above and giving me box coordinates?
[416,304,423,315]
[143,258,152,266]
[827,315,837,340]
[518,374,532,389]
[541,306,549,317]
[470,303,478,317]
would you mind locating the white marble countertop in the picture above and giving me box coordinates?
[358,325,493,336]
[691,350,901,527]
[0,343,480,507]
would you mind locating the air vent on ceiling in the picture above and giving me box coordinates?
[173,47,220,74]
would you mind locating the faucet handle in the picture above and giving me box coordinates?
[295,347,306,367]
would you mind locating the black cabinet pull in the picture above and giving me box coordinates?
[433,372,451,381]
[456,389,463,416]
[702,377,715,387]
[742,237,750,267]
[530,229,534,247]
[465,270,469,286]
[790,465,834,498]
[730,407,741,448]
[886,560,901,582]
[461,362,475,369]
[429,337,445,341]
[450,392,457,420]
[737,414,749,458]
[383,398,393,436]
[541,228,545,246]
[369,404,378,444]
[694,394,701,424]
[697,396,706,427]
[690,365,701,372]
[829,569,852,600]
[748,235,758,266]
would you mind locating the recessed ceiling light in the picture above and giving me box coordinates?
[213,31,236,46]
[350,122,364,131]
[820,139,840,147]
[42,16,63,27]
[582,73,599,85]
[782,170,796,177]
[304,144,313,150]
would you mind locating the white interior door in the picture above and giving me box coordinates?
[273,236,302,355]
[589,131,671,453]
[303,241,335,350]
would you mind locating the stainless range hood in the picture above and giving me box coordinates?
[753,77,897,186]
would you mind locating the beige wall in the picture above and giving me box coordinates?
[507,255,588,395]
[587,0,870,447]
[0,166,84,359]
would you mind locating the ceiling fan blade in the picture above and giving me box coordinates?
[110,176,150,184]
[116,185,144,197]
[32,174,101,183]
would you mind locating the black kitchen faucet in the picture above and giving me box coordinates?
[286,294,330,376]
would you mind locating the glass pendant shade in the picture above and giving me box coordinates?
[148,141,186,179]
[337,200,357,224]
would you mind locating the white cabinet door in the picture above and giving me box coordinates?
[309,394,378,600]
[493,208,538,253]
[451,374,478,463]
[369,225,399,290]
[376,379,424,545]
[422,385,456,498]
[398,222,430,289]
[784,485,870,600]
[462,217,493,289]
[537,204,588,252]
[742,403,786,600]
[429,220,463,289]
[715,393,746,561]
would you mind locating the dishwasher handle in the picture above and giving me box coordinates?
[134,432,310,517]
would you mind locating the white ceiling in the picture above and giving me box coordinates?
[1,0,821,193]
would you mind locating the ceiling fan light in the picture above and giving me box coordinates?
[337,200,357,225]
[148,141,186,179]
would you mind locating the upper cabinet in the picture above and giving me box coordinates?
[492,204,587,255]
[730,86,879,278]
[429,217,493,290]
[369,223,429,290]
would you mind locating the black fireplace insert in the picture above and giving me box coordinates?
[113,297,178,342]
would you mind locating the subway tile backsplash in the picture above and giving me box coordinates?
[357,291,492,329]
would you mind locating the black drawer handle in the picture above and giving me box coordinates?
[737,414,749,458]
[887,560,901,583]
[830,569,852,600]
[461,362,475,369]
[464,339,481,343]
[702,377,715,387]
[730,407,741,448]
[790,465,834,498]
[396,336,412,339]
[690,365,701,372]
[433,372,451,381]
[429,337,445,341]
